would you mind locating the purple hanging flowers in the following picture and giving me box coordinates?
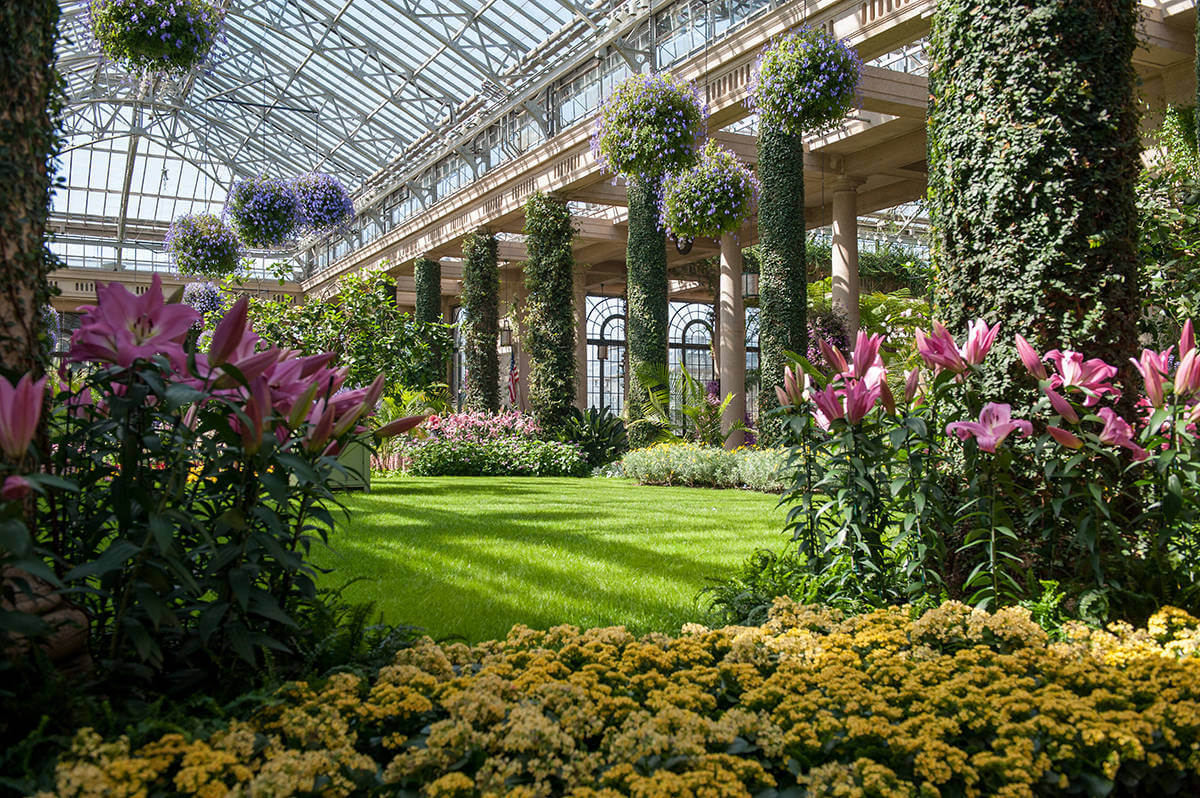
[591,71,708,183]
[164,212,241,277]
[88,0,225,74]
[294,172,356,235]
[659,141,759,241]
[225,176,300,250]
[747,27,862,136]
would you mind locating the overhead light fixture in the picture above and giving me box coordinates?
[597,344,609,360]
[499,327,513,348]
[742,271,759,300]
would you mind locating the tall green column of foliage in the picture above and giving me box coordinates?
[625,178,669,421]
[749,29,860,437]
[461,230,500,413]
[413,256,442,325]
[0,1,60,382]
[590,72,706,422]
[928,0,1141,401]
[756,127,808,432]
[523,193,576,433]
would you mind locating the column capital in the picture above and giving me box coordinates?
[832,175,866,192]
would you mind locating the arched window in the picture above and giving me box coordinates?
[586,296,627,413]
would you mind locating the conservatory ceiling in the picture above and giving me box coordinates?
[54,0,621,251]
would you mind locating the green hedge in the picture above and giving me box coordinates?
[413,256,441,325]
[523,193,576,434]
[928,0,1141,402]
[460,231,500,413]
[756,125,807,436]
[406,438,588,477]
[625,177,668,420]
[0,0,59,380]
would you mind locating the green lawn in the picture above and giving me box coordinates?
[314,476,787,642]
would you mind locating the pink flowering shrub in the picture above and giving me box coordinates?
[423,410,543,443]
[774,318,1200,615]
[0,276,421,680]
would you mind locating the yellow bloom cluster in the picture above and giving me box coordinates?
[41,601,1200,797]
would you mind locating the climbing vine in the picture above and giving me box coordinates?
[461,231,500,413]
[0,0,60,382]
[523,193,577,434]
[928,0,1141,403]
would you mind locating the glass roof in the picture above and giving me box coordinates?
[53,0,609,268]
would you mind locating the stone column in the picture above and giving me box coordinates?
[831,177,864,340]
[574,265,589,410]
[718,234,746,449]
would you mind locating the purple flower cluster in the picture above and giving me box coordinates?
[747,27,862,136]
[294,172,356,235]
[658,141,759,241]
[164,212,241,278]
[591,71,708,182]
[182,281,227,322]
[225,176,300,250]
[88,0,224,74]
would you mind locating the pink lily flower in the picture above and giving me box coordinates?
[810,384,844,430]
[1045,350,1120,406]
[879,378,896,416]
[1182,319,1195,357]
[817,336,848,375]
[1014,334,1047,380]
[915,323,967,373]
[945,402,1032,453]
[1096,407,1148,461]
[376,415,427,438]
[1043,388,1080,425]
[1047,426,1084,450]
[1,475,32,502]
[777,365,805,407]
[961,319,1001,366]
[844,378,882,424]
[0,374,46,461]
[903,367,922,405]
[69,275,199,367]
[1174,349,1200,398]
[1131,347,1173,408]
[849,332,884,379]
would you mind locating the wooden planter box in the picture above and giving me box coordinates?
[331,438,371,492]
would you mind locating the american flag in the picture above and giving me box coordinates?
[508,351,520,406]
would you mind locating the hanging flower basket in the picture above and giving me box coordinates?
[591,71,707,183]
[294,172,356,235]
[182,281,227,319]
[225,176,300,250]
[88,0,225,74]
[164,213,241,278]
[748,27,862,136]
[659,141,759,241]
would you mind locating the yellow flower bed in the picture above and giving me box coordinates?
[41,601,1200,797]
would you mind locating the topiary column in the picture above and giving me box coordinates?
[929,0,1141,401]
[624,177,669,421]
[755,126,808,435]
[460,231,500,413]
[523,193,577,434]
[749,28,861,437]
[414,256,442,325]
[591,72,706,419]
[0,0,59,382]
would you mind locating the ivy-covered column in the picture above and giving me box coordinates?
[624,178,668,420]
[591,72,706,420]
[523,192,577,434]
[0,1,59,381]
[413,256,442,325]
[461,230,500,413]
[756,126,808,435]
[928,0,1141,400]
[749,29,860,436]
